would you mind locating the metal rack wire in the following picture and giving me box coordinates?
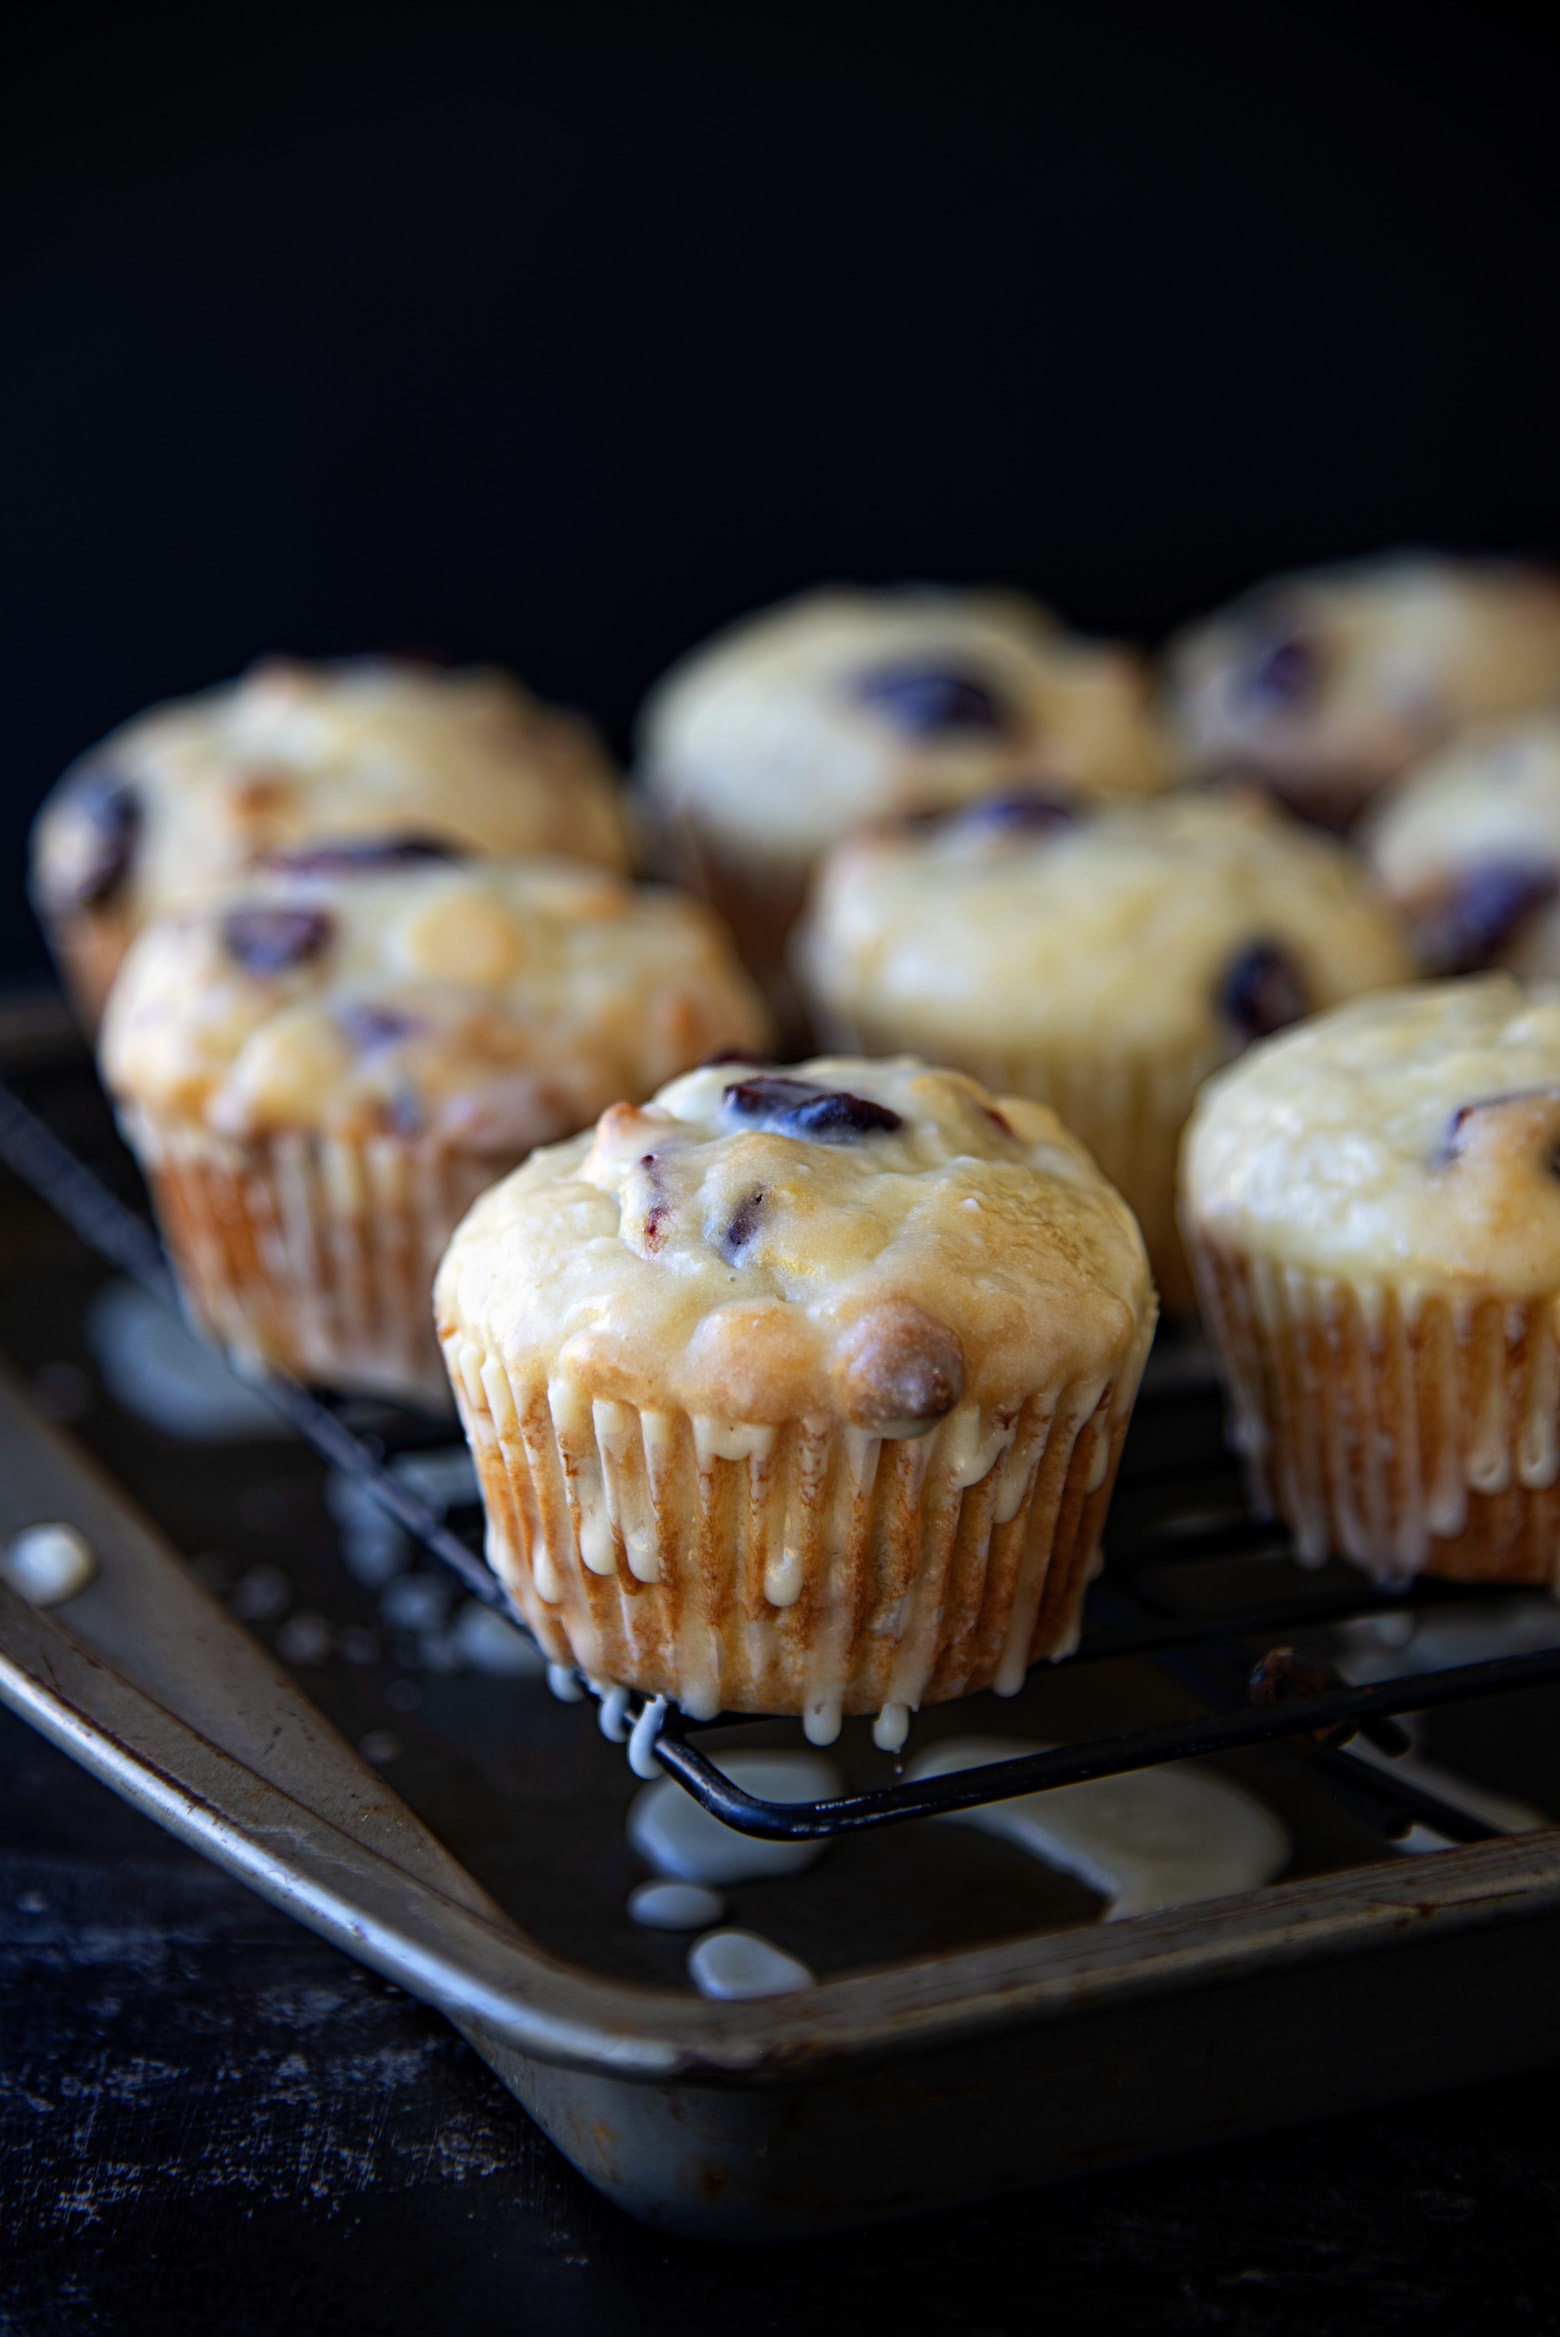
[6,1062,1560,1852]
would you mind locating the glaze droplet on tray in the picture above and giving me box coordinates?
[628,1749,843,1886]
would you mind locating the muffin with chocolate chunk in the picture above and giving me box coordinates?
[1167,553,1560,829]
[1361,716,1560,976]
[99,858,768,1408]
[794,792,1413,1309]
[637,585,1169,1034]
[1182,977,1560,1585]
[31,656,630,1025]
[436,1058,1155,1739]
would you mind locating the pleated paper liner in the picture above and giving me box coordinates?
[442,1326,1147,1745]
[1188,1231,1560,1586]
[121,1102,503,1410]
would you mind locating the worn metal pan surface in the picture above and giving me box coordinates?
[6,1366,1560,2239]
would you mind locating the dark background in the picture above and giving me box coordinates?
[4,3,1560,983]
[5,2,1560,980]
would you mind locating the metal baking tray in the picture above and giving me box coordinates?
[8,1005,1560,2238]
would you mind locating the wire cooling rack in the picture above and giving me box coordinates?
[6,1060,1560,1850]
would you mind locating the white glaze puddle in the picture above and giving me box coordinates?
[1334,1598,1560,1683]
[84,1280,282,1441]
[1,1523,96,1608]
[628,1749,843,1886]
[906,1737,1290,1919]
[686,1928,817,2000]
[628,1879,727,1931]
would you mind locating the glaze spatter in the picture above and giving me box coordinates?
[628,1751,843,1885]
[907,1737,1290,1918]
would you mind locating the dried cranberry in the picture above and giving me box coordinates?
[1220,942,1311,1041]
[64,769,141,909]
[1420,862,1560,975]
[1236,628,1319,713]
[338,1001,421,1050]
[960,790,1075,834]
[1437,1089,1560,1171]
[266,834,461,877]
[854,666,1007,735]
[221,906,334,976]
[722,1075,903,1142]
[721,1188,766,1258]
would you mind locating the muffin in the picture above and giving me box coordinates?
[794,792,1414,1310]
[1166,553,1560,830]
[31,656,630,1026]
[436,1057,1156,1742]
[1181,976,1560,1585]
[636,585,1170,1032]
[99,856,768,1408]
[1362,716,1560,975]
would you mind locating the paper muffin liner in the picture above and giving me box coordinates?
[121,1103,503,1410]
[812,1008,1210,1313]
[441,1329,1144,1741]
[1187,1231,1560,1586]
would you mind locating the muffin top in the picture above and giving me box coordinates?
[1362,717,1560,975]
[795,792,1412,1064]
[1166,554,1560,814]
[31,656,629,934]
[436,1057,1156,1430]
[637,586,1170,870]
[100,856,769,1152]
[1181,976,1560,1298]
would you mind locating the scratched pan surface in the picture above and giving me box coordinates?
[8,1025,1560,2236]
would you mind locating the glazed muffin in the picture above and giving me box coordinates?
[31,656,630,1025]
[1166,553,1560,829]
[1181,976,1560,1585]
[1362,717,1560,975]
[636,586,1170,1030]
[794,792,1414,1309]
[99,855,768,1408]
[436,1057,1156,1742]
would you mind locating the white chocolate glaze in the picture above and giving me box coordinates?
[2,1524,97,1608]
[907,1737,1290,1918]
[628,1879,727,1930]
[1181,977,1560,1299]
[798,791,1411,1080]
[628,1749,844,1885]
[686,1929,817,2000]
[639,585,1170,877]
[31,655,629,961]
[101,858,770,1151]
